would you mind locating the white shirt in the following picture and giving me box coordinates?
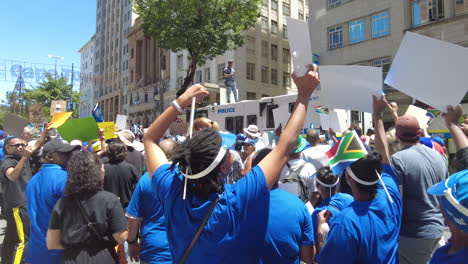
[300,144,331,171]
[279,159,317,194]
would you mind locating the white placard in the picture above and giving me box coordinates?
[329,110,348,134]
[115,114,128,130]
[405,105,428,128]
[287,17,313,77]
[319,114,330,131]
[385,32,468,111]
[318,66,382,113]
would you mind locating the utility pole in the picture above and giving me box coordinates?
[48,54,64,79]
[18,66,23,115]
[70,63,74,110]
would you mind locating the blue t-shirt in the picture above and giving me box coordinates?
[318,164,402,264]
[260,188,314,264]
[25,164,67,263]
[430,243,468,264]
[126,173,172,263]
[152,164,269,263]
[311,192,354,236]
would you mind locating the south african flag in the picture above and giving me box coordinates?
[326,130,368,175]
[426,107,441,119]
[314,106,329,115]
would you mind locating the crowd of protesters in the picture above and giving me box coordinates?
[0,64,466,264]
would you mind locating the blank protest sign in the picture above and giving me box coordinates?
[385,32,468,111]
[319,66,382,113]
[287,17,313,77]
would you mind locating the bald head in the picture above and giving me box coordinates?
[159,139,177,161]
[306,128,319,146]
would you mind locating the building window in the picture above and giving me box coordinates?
[283,1,290,16]
[144,92,148,103]
[456,0,468,15]
[328,25,343,49]
[349,19,365,44]
[177,55,183,70]
[412,0,444,27]
[372,12,390,38]
[282,24,288,39]
[261,66,269,83]
[261,16,269,33]
[246,36,256,55]
[262,0,268,7]
[246,63,255,81]
[271,44,278,61]
[372,57,391,80]
[283,48,291,64]
[195,70,202,83]
[217,63,225,81]
[271,68,278,85]
[328,0,341,9]
[283,71,291,87]
[271,20,278,34]
[204,67,211,82]
[247,92,257,100]
[271,0,278,11]
[298,10,304,20]
[262,41,269,58]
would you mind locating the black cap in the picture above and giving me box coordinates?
[43,139,81,156]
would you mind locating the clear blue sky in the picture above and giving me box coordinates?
[0,0,96,102]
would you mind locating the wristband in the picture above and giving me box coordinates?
[171,100,184,113]
[127,238,138,244]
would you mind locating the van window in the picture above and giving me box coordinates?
[226,117,234,133]
[247,115,257,126]
[266,104,279,128]
[235,116,244,134]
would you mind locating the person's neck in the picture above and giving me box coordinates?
[448,230,468,254]
[399,141,418,149]
[352,189,375,202]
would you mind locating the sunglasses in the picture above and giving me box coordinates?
[8,143,26,148]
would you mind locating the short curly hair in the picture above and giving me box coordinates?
[107,142,128,163]
[64,151,103,195]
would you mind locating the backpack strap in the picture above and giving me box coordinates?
[285,162,307,180]
[74,196,103,240]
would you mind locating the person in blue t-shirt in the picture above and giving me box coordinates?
[143,66,320,263]
[427,169,468,264]
[25,139,80,263]
[311,166,353,238]
[249,148,315,264]
[126,173,172,264]
[316,95,403,263]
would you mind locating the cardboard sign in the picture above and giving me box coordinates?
[49,112,73,129]
[57,117,99,142]
[318,66,382,113]
[29,104,42,123]
[287,17,313,77]
[329,109,348,134]
[4,113,29,137]
[319,114,330,131]
[50,100,67,116]
[385,32,468,111]
[115,114,127,130]
[405,105,429,129]
[97,122,117,140]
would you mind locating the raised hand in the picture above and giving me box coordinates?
[178,84,210,108]
[291,64,320,97]
[373,95,388,115]
[443,105,463,126]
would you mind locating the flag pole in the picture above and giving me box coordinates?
[183,97,197,200]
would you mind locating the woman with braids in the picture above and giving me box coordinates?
[47,151,128,264]
[143,65,320,263]
[311,167,353,243]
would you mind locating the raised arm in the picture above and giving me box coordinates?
[144,84,209,178]
[388,102,399,123]
[373,95,391,165]
[443,105,468,151]
[258,65,320,189]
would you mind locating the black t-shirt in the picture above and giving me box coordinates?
[103,161,138,209]
[49,191,128,264]
[456,146,468,171]
[125,148,145,177]
[0,155,32,209]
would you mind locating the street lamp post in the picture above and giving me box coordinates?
[48,54,64,79]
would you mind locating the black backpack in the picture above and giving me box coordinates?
[281,162,310,203]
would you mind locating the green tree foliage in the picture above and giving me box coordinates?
[134,0,261,96]
[23,73,82,119]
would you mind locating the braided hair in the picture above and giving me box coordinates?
[171,128,226,199]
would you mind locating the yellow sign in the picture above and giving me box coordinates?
[98,122,118,140]
[49,112,73,128]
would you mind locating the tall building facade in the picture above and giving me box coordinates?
[78,36,95,118]
[169,0,309,105]
[309,0,468,123]
[93,0,137,122]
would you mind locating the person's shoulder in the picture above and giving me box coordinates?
[97,190,120,201]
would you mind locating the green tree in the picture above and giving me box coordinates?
[23,73,82,119]
[134,0,261,97]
